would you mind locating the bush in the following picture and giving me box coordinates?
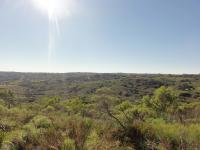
[0,104,8,115]
[0,99,5,106]
[0,131,5,148]
[139,118,200,149]
[23,123,40,142]
[66,117,93,150]
[152,86,177,113]
[32,115,51,128]
[47,96,61,106]
[38,127,63,149]
[7,107,34,124]
[96,87,116,95]
[62,137,75,150]
[0,119,17,132]
[2,130,25,150]
[42,105,55,112]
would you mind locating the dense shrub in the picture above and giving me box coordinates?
[138,118,200,149]
[62,137,76,150]
[0,131,4,148]
[66,117,93,150]
[0,78,199,150]
[32,115,52,128]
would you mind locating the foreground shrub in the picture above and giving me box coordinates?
[0,119,18,132]
[2,130,25,150]
[23,123,40,144]
[32,115,52,128]
[142,86,178,118]
[66,117,93,150]
[7,107,35,125]
[38,127,63,149]
[138,118,200,149]
[62,137,75,150]
[0,131,5,148]
[0,104,8,114]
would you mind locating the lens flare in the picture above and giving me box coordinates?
[31,0,74,62]
[32,0,71,20]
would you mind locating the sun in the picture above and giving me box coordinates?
[31,0,75,60]
[32,0,71,20]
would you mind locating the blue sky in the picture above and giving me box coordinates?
[0,0,200,74]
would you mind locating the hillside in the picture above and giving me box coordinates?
[0,72,200,149]
[0,72,200,102]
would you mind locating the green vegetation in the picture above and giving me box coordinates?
[0,72,199,149]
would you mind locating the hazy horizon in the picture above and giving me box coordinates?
[0,0,200,74]
[0,70,199,75]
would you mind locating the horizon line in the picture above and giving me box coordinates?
[0,70,199,75]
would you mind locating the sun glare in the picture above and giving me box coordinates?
[31,0,75,61]
[32,0,71,20]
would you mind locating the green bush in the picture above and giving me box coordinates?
[62,137,75,150]
[2,130,25,150]
[152,86,177,113]
[0,99,5,106]
[139,118,200,149]
[96,87,116,95]
[66,117,93,150]
[42,105,55,112]
[23,123,40,141]
[47,96,61,106]
[0,78,199,150]
[0,131,5,148]
[32,115,52,128]
[0,104,8,114]
[0,119,18,131]
[60,98,86,115]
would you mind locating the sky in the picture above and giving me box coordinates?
[0,0,200,74]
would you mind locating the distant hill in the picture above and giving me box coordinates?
[0,72,199,103]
